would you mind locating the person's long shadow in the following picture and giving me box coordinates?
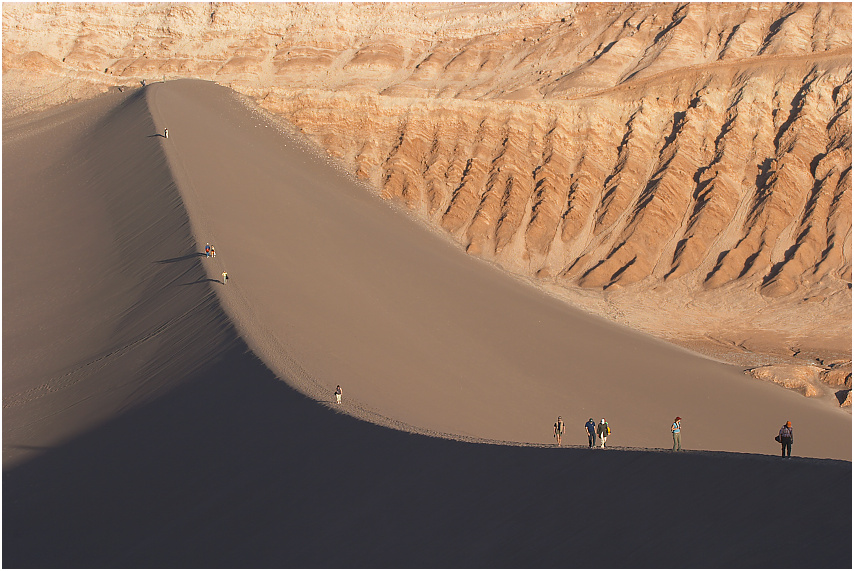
[156,252,207,264]
[147,133,167,138]
[179,278,223,286]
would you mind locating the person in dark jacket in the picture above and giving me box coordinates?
[778,421,793,458]
[584,418,596,448]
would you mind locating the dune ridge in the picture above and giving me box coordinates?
[136,79,851,462]
[3,81,852,568]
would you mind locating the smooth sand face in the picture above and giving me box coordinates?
[148,80,850,459]
[3,81,850,569]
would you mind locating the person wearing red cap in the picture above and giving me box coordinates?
[671,417,682,451]
[778,421,793,458]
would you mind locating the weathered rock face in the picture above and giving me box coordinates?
[3,2,851,368]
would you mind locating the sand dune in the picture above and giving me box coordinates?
[148,79,850,459]
[3,81,851,567]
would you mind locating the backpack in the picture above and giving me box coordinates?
[605,423,610,436]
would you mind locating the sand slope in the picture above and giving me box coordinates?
[149,79,850,459]
[3,81,851,567]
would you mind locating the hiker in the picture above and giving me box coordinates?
[778,421,793,458]
[222,271,228,284]
[597,418,610,448]
[584,418,596,448]
[554,416,565,446]
[671,417,682,451]
[164,128,168,139]
[205,243,211,257]
[335,385,342,405]
[210,245,216,258]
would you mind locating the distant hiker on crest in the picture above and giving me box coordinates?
[597,418,610,448]
[210,245,216,258]
[222,271,228,284]
[554,416,565,446]
[164,128,168,139]
[335,385,342,405]
[672,417,682,451]
[205,243,211,257]
[778,421,793,458]
[584,418,596,448]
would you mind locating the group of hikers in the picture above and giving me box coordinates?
[203,242,228,284]
[554,415,796,457]
[553,416,611,448]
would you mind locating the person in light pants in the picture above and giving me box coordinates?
[671,417,682,451]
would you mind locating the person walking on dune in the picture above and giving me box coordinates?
[222,271,228,284]
[597,418,610,448]
[554,416,565,446]
[585,418,596,448]
[164,127,168,139]
[335,385,342,405]
[210,245,216,258]
[671,417,682,451]
[778,421,793,458]
[205,243,211,258]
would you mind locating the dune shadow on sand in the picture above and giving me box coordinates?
[3,337,851,569]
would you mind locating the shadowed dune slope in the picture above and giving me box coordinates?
[2,83,851,568]
[150,79,850,459]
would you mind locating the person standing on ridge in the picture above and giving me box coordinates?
[335,385,342,405]
[778,421,793,458]
[671,417,682,451]
[597,418,610,448]
[205,243,211,258]
[222,271,228,284]
[164,128,168,139]
[554,416,565,446]
[584,418,596,448]
[210,245,216,258]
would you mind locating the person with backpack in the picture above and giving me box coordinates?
[597,418,610,448]
[778,421,793,458]
[584,418,597,448]
[335,385,343,405]
[671,417,682,451]
[553,416,565,446]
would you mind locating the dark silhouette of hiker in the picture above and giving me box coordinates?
[164,128,168,139]
[778,421,793,458]
[584,418,596,448]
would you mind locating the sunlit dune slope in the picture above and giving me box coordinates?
[149,79,850,460]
